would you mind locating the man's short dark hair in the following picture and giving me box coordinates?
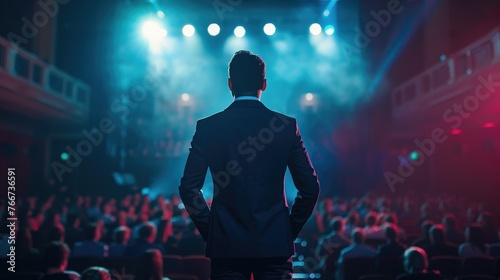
[44,241,70,269]
[228,50,265,95]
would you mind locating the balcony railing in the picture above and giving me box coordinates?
[392,28,500,110]
[0,36,90,111]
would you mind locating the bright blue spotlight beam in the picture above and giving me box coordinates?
[368,1,442,93]
[324,0,339,15]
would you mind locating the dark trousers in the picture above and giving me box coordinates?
[210,257,293,280]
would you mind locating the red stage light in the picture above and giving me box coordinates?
[450,129,461,135]
[483,122,495,128]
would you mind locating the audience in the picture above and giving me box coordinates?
[442,214,465,246]
[108,226,131,257]
[338,228,376,263]
[488,241,500,257]
[343,211,359,239]
[376,223,406,259]
[477,211,499,244]
[458,224,487,259]
[424,224,457,259]
[397,246,444,280]
[40,241,80,280]
[134,249,168,280]
[81,267,111,280]
[72,224,108,258]
[363,211,381,239]
[125,222,165,258]
[16,228,40,259]
[412,220,434,248]
[177,222,205,256]
[2,190,499,280]
[315,217,351,261]
[48,224,66,243]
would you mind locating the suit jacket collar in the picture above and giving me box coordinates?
[226,100,267,110]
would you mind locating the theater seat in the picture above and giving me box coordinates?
[461,257,495,276]
[359,274,392,280]
[182,255,210,280]
[429,255,460,280]
[0,272,43,280]
[341,257,376,280]
[376,257,404,278]
[67,257,102,273]
[455,275,496,280]
[164,274,198,280]
[101,257,136,275]
[163,255,184,275]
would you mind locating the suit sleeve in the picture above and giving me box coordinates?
[287,119,320,239]
[178,121,210,241]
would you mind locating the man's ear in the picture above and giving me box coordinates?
[261,79,267,91]
[228,78,233,91]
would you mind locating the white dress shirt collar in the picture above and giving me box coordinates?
[234,96,260,102]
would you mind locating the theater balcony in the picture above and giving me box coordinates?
[391,27,500,137]
[0,36,90,124]
[386,28,500,196]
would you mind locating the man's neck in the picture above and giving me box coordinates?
[234,91,261,100]
[235,96,260,101]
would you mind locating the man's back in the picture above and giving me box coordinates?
[179,50,319,279]
[179,100,319,258]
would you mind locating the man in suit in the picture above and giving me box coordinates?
[179,50,320,280]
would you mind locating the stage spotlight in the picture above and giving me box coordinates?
[141,20,167,41]
[182,24,195,37]
[409,151,420,162]
[323,10,330,17]
[309,23,322,35]
[325,25,335,35]
[305,93,314,101]
[156,10,165,18]
[60,152,69,161]
[263,23,276,36]
[181,93,190,102]
[234,26,245,37]
[208,23,220,36]
[483,122,495,128]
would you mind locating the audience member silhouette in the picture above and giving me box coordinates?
[40,241,81,280]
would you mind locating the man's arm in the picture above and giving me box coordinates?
[287,119,320,239]
[178,121,210,241]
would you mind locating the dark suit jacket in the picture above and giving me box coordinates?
[179,100,320,258]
